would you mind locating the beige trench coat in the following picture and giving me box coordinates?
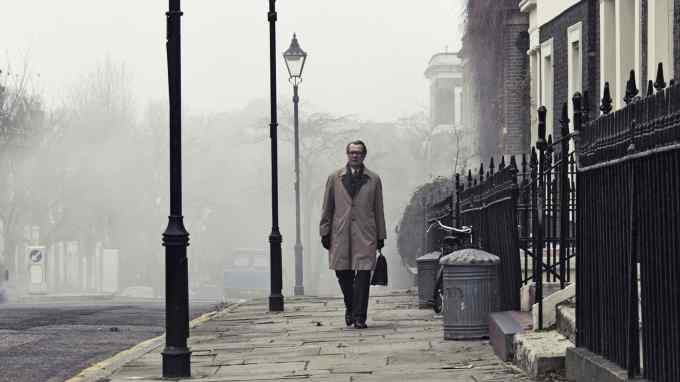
[319,167,387,271]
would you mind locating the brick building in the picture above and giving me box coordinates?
[521,0,678,143]
[461,0,530,162]
[462,0,679,156]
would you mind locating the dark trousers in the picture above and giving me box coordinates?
[335,270,371,323]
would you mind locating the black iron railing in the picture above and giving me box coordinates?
[456,160,522,311]
[575,64,680,381]
[449,104,576,327]
[418,63,679,381]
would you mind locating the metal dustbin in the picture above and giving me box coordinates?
[416,251,441,308]
[440,249,500,340]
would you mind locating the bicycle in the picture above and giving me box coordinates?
[425,220,472,314]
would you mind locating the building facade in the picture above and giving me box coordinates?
[461,0,530,162]
[424,52,479,175]
[462,0,679,156]
[522,0,678,144]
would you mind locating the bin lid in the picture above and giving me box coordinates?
[439,248,500,265]
[416,251,441,262]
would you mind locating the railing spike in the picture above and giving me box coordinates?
[600,82,613,114]
[538,106,547,143]
[467,169,473,188]
[510,155,517,169]
[647,80,654,97]
[572,92,583,132]
[560,102,570,137]
[479,162,485,182]
[489,157,495,176]
[624,70,639,104]
[582,90,590,121]
[654,62,666,92]
[499,155,506,170]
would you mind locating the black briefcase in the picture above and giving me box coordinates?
[371,250,388,286]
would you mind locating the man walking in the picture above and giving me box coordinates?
[320,140,386,329]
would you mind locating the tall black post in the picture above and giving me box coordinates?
[293,84,304,296]
[626,108,640,378]
[536,106,547,330]
[162,0,191,377]
[267,0,284,312]
[559,103,570,289]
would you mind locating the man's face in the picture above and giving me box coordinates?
[347,144,365,168]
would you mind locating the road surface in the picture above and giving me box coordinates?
[0,298,222,382]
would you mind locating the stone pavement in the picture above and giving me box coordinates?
[97,289,535,382]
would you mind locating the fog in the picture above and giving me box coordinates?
[0,1,466,301]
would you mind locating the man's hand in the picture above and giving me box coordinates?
[322,235,331,250]
[377,239,384,250]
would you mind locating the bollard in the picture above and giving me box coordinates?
[416,252,441,308]
[440,248,500,340]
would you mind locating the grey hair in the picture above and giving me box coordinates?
[346,140,367,156]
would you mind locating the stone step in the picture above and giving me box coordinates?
[566,347,649,382]
[532,283,576,329]
[520,282,566,312]
[489,311,532,361]
[514,330,574,378]
[556,302,576,343]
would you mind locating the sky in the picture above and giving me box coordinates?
[1,1,465,122]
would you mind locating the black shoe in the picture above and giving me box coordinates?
[345,310,353,327]
[353,321,367,329]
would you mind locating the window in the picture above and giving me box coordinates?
[541,39,554,138]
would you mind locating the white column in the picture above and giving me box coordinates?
[541,39,554,137]
[616,0,636,108]
[454,86,463,127]
[648,0,674,81]
[601,0,617,103]
[568,22,583,126]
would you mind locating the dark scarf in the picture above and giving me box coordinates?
[342,164,368,199]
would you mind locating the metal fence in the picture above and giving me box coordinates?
[456,160,522,311]
[418,63,680,380]
[451,104,577,325]
[575,65,680,381]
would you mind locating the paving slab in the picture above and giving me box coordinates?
[78,289,540,382]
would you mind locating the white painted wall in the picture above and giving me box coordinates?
[521,0,541,147]
[537,0,582,28]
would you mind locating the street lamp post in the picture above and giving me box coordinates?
[162,0,191,378]
[283,34,308,297]
[267,0,284,312]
